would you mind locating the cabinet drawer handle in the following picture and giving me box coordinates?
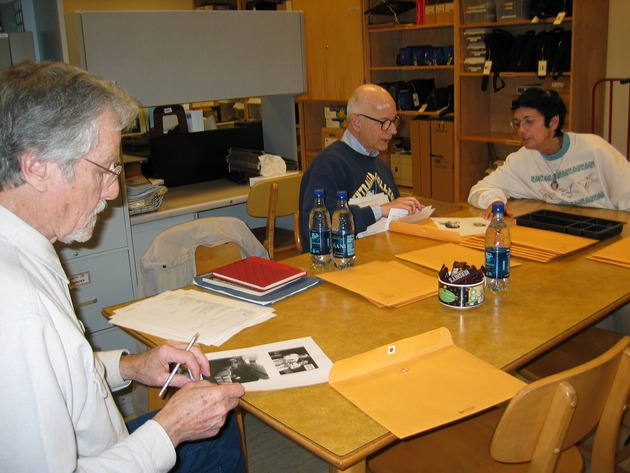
[76,298,98,308]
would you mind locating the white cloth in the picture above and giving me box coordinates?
[468,133,630,211]
[0,205,176,472]
[138,216,268,297]
[258,153,286,177]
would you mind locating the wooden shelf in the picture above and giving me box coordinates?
[368,22,453,33]
[458,16,573,29]
[369,65,454,72]
[460,132,522,146]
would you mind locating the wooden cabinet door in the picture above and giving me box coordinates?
[294,0,365,100]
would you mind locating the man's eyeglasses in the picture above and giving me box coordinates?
[358,114,401,131]
[509,115,545,130]
[84,158,123,188]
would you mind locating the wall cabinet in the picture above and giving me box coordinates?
[362,0,609,202]
[293,0,365,169]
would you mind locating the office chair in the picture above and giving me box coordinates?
[246,173,303,260]
[367,336,630,473]
[137,216,268,298]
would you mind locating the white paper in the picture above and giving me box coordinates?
[109,289,276,346]
[350,195,436,239]
[205,337,333,391]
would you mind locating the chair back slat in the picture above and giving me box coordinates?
[490,337,630,469]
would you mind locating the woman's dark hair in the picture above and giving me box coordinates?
[511,88,566,137]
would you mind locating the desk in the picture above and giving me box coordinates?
[104,200,630,472]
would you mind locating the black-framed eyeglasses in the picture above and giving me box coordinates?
[84,158,123,188]
[358,113,401,131]
[509,115,545,130]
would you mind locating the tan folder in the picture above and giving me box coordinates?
[329,327,525,438]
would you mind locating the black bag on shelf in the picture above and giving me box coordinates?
[529,0,572,19]
[409,78,435,108]
[551,29,571,79]
[482,29,515,92]
[535,27,565,79]
[507,30,538,72]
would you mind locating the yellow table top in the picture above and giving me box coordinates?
[105,200,630,470]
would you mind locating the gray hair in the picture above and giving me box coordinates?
[0,60,138,190]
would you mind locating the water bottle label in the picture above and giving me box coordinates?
[332,232,355,258]
[310,229,331,255]
[485,247,510,279]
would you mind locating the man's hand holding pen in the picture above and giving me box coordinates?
[118,337,245,448]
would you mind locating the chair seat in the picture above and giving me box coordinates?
[367,407,584,473]
[519,327,626,380]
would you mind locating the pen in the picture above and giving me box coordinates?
[158,332,200,398]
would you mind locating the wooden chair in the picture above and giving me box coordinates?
[518,327,630,473]
[246,173,302,260]
[367,336,630,473]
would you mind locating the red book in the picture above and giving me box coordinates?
[210,256,307,292]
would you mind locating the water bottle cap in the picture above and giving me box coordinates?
[314,189,324,197]
[336,190,347,199]
[492,202,505,213]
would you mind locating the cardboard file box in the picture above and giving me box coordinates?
[391,152,413,187]
[431,120,454,202]
[409,118,454,201]
[321,127,344,149]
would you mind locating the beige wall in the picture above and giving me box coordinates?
[63,0,192,12]
[605,0,629,156]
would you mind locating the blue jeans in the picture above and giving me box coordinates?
[127,410,245,473]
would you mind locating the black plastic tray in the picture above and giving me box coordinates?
[515,210,625,240]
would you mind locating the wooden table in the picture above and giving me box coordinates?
[103,200,630,473]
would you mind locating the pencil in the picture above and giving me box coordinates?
[158,332,200,398]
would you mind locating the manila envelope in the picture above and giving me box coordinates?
[329,327,525,438]
[389,220,462,243]
[587,236,630,268]
[318,260,437,308]
[396,243,522,272]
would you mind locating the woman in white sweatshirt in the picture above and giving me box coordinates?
[468,87,630,219]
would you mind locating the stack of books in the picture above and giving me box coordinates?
[194,256,321,306]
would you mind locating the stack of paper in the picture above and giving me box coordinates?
[318,260,437,308]
[587,236,630,268]
[460,226,598,262]
[126,175,168,215]
[194,256,319,305]
[109,289,276,346]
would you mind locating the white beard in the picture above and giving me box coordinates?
[62,199,107,244]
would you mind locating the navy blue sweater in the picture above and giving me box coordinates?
[299,140,400,251]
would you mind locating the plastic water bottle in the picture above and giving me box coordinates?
[485,202,511,291]
[309,189,332,267]
[331,190,355,269]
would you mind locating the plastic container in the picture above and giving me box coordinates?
[308,189,332,267]
[495,0,531,21]
[485,202,511,292]
[515,210,625,241]
[331,191,355,269]
[438,276,486,309]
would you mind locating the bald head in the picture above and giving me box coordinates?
[346,84,399,154]
[347,84,396,117]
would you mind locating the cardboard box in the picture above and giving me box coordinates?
[431,120,454,202]
[425,0,437,25]
[410,119,432,197]
[391,152,413,187]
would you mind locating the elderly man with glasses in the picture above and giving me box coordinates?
[468,87,630,220]
[0,61,245,473]
[299,83,422,246]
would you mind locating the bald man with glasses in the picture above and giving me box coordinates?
[299,84,422,247]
